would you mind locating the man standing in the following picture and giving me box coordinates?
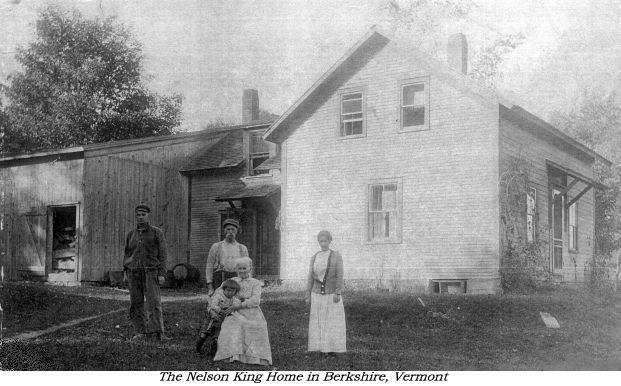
[124,204,169,341]
[205,219,249,295]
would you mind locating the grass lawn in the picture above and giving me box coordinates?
[0,282,126,335]
[0,282,620,370]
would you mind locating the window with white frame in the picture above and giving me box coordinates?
[249,131,270,175]
[400,78,429,131]
[526,187,536,243]
[339,91,364,137]
[368,180,402,242]
[568,202,578,251]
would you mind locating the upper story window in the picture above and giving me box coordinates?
[339,91,365,137]
[249,131,270,175]
[400,77,429,131]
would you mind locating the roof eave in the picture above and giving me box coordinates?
[500,104,612,167]
[0,146,85,163]
[179,160,245,174]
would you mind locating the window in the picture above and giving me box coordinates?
[568,202,578,251]
[339,91,364,137]
[249,131,270,175]
[400,78,429,131]
[368,180,402,243]
[526,187,536,243]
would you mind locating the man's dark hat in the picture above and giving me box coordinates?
[222,218,240,229]
[135,204,151,213]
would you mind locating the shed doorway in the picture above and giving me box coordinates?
[47,204,79,283]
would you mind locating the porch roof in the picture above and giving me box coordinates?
[546,159,608,191]
[214,183,280,202]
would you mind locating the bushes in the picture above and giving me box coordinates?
[501,238,551,292]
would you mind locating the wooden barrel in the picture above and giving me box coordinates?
[172,263,200,282]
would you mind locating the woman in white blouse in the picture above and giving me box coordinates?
[213,257,272,366]
[305,230,346,354]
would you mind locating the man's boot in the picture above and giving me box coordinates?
[208,338,218,358]
[195,334,207,353]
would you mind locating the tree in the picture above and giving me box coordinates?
[378,0,524,88]
[379,0,473,55]
[258,109,279,122]
[0,5,182,155]
[551,91,621,287]
[470,33,525,88]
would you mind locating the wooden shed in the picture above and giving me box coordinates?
[0,120,282,284]
[0,130,225,284]
[0,148,85,283]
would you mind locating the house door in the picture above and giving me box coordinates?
[550,188,565,273]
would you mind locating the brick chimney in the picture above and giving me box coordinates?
[242,89,259,124]
[447,33,468,75]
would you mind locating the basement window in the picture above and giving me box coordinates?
[430,279,467,294]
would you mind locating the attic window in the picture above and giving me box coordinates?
[339,91,365,137]
[249,131,269,175]
[400,77,429,132]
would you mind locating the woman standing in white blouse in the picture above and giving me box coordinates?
[305,230,346,354]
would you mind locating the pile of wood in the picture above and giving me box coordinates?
[52,227,76,272]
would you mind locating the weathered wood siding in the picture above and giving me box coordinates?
[499,118,595,282]
[0,158,84,280]
[79,134,233,281]
[82,155,189,281]
[96,140,209,170]
[280,43,501,293]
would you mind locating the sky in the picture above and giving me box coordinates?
[0,0,619,131]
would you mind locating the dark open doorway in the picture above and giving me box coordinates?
[47,204,79,281]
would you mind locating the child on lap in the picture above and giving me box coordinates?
[196,279,241,355]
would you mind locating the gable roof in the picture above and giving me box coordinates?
[263,27,390,144]
[263,26,611,166]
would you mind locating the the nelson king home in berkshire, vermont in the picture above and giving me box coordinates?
[0,27,610,294]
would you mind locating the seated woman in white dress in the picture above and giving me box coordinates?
[213,257,272,366]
